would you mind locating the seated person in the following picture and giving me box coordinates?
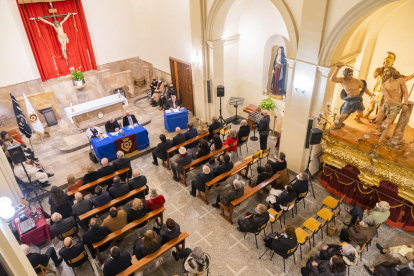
[364,260,414,276]
[301,255,346,276]
[292,172,309,199]
[72,192,92,218]
[59,237,86,267]
[83,218,111,259]
[212,154,233,178]
[159,83,176,110]
[128,170,149,198]
[172,127,186,147]
[153,218,181,244]
[171,147,192,182]
[207,116,221,141]
[197,119,209,135]
[133,230,163,260]
[375,243,414,265]
[257,152,287,174]
[237,204,269,233]
[102,207,127,233]
[185,123,198,149]
[192,139,211,160]
[50,212,78,240]
[223,129,238,152]
[266,185,296,212]
[166,83,177,99]
[152,134,172,166]
[212,179,244,209]
[190,165,215,197]
[14,159,51,187]
[49,186,73,219]
[97,158,116,188]
[211,134,223,151]
[150,76,158,96]
[105,117,121,133]
[21,244,63,273]
[237,120,250,140]
[67,174,83,195]
[172,246,211,275]
[151,79,163,107]
[122,110,138,127]
[102,246,133,276]
[340,215,377,247]
[108,176,130,199]
[86,123,103,139]
[92,185,112,207]
[314,243,356,262]
[265,225,298,259]
[127,198,148,227]
[250,164,273,187]
[82,165,100,185]
[146,188,165,211]
[113,151,132,179]
[166,95,181,109]
[157,82,168,110]
[344,201,390,227]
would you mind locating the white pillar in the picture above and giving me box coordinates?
[206,39,225,121]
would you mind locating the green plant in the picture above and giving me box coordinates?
[71,69,84,81]
[259,97,277,111]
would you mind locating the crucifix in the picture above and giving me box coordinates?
[29,3,77,66]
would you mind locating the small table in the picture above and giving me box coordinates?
[14,207,54,245]
[164,108,189,132]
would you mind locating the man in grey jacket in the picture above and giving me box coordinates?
[212,179,244,209]
[72,192,92,218]
[171,147,192,181]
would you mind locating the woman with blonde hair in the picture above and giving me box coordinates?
[133,229,162,260]
[223,129,238,152]
[67,173,84,194]
[127,198,148,227]
[197,119,209,135]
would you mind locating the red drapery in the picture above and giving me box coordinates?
[16,0,97,81]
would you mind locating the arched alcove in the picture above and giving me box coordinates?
[262,35,289,93]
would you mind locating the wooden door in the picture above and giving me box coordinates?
[169,58,194,114]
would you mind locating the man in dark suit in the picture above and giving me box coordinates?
[190,165,215,197]
[270,185,297,212]
[212,154,233,177]
[258,110,270,150]
[166,95,181,109]
[97,158,116,188]
[237,204,269,233]
[128,170,149,198]
[108,176,130,199]
[152,134,172,166]
[59,237,86,267]
[83,218,111,259]
[208,116,221,141]
[105,117,121,133]
[122,110,138,127]
[50,212,78,240]
[185,123,198,149]
[292,172,309,199]
[172,127,186,147]
[171,147,192,181]
[258,152,287,174]
[72,192,92,218]
[102,246,133,276]
[166,83,177,99]
[269,225,298,259]
[21,244,63,273]
[113,151,132,179]
[92,185,112,207]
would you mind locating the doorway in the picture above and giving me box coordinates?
[169,57,194,114]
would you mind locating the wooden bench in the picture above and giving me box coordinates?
[78,186,147,222]
[93,206,165,263]
[197,157,252,205]
[116,232,189,276]
[67,168,130,197]
[164,132,209,169]
[179,145,229,186]
[219,172,280,224]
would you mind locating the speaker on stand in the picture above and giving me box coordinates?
[303,127,322,199]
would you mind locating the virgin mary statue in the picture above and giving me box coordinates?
[271,46,287,99]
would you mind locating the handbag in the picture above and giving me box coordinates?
[89,151,98,163]
[327,223,338,236]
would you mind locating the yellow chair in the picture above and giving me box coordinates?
[295,191,308,215]
[303,217,325,246]
[281,199,296,224]
[237,136,249,156]
[220,125,231,140]
[357,240,369,261]
[34,264,56,276]
[67,250,94,276]
[268,208,283,232]
[260,148,270,165]
[295,228,312,259]
[244,222,267,249]
[58,227,80,241]
[322,195,346,211]
[244,151,261,176]
[270,244,298,273]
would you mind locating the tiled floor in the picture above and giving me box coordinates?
[20,100,414,276]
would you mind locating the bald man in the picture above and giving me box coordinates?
[50,212,78,240]
[172,127,186,146]
[122,110,138,127]
[97,157,115,188]
[59,237,86,266]
[190,165,215,197]
[22,244,63,273]
[128,170,149,198]
[258,110,270,150]
[72,192,92,218]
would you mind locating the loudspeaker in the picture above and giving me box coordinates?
[305,118,314,149]
[207,79,211,103]
[309,128,323,145]
[9,145,26,164]
[217,85,225,97]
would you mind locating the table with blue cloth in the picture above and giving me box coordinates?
[91,124,149,162]
[164,108,189,132]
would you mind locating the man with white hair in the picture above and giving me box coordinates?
[212,179,244,209]
[72,192,92,218]
[122,110,138,127]
[49,212,78,241]
[129,170,149,198]
[344,201,391,227]
[171,147,192,181]
[172,127,186,146]
[166,95,181,110]
[314,243,356,263]
[113,151,132,179]
[86,122,103,139]
[21,244,63,272]
[237,119,251,140]
[190,165,215,197]
[258,110,270,150]
[105,117,121,132]
[97,157,115,188]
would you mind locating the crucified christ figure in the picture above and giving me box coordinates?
[37,13,71,59]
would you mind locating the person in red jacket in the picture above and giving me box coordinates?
[146,188,165,211]
[223,129,238,152]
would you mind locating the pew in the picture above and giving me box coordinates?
[164,132,209,169]
[78,186,147,222]
[116,232,189,276]
[67,168,130,197]
[219,172,280,224]
[197,157,252,205]
[179,145,229,186]
[93,206,165,263]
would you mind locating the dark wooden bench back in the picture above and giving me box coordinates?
[206,157,252,187]
[166,132,209,154]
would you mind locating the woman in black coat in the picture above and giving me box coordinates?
[127,198,148,228]
[83,165,100,184]
[49,186,73,219]
[192,139,211,160]
[253,164,273,187]
[133,230,162,260]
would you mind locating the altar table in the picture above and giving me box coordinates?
[14,207,54,245]
[164,108,188,132]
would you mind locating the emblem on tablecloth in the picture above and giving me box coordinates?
[121,137,132,152]
[115,133,137,155]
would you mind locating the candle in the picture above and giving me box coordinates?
[87,49,91,60]
[52,56,56,67]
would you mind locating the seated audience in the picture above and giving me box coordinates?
[190,165,215,197]
[133,230,163,260]
[301,255,346,276]
[72,192,92,218]
[97,158,116,187]
[314,243,356,262]
[266,225,298,259]
[59,237,86,267]
[344,201,390,227]
[150,77,158,96]
[86,123,103,139]
[102,246,133,276]
[166,95,181,109]
[237,120,251,140]
[171,147,192,181]
[211,134,223,150]
[364,260,414,276]
[127,198,148,227]
[105,117,121,133]
[49,186,73,219]
[113,151,132,179]
[192,139,211,160]
[67,174,83,194]
[212,154,233,177]
[237,204,269,233]
[197,119,209,135]
[82,165,100,185]
[172,127,186,147]
[223,129,238,152]
[21,244,63,273]
[251,164,273,187]
[50,212,78,240]
[375,243,414,265]
[157,82,168,110]
[292,172,309,199]
[151,79,163,107]
[102,207,127,233]
[146,188,165,211]
[14,159,50,187]
[340,215,377,247]
[185,123,198,149]
[208,116,221,141]
[257,152,287,174]
[267,185,297,212]
[128,170,149,198]
[108,176,130,199]
[83,218,111,259]
[172,246,211,274]
[152,134,173,166]
[92,185,112,207]
[212,179,244,209]
[153,218,181,244]
[166,83,177,99]
[123,110,138,127]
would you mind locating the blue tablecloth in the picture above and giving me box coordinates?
[164,108,189,132]
[91,124,150,162]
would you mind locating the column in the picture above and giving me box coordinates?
[206,39,225,121]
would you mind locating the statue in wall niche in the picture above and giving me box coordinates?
[270,46,287,99]
[330,64,374,129]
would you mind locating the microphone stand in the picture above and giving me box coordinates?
[20,161,44,210]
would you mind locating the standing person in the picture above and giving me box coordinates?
[152,134,173,166]
[122,110,138,127]
[21,244,63,273]
[258,110,270,150]
[171,147,192,182]
[271,46,287,98]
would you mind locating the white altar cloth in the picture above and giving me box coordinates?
[64,94,128,123]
